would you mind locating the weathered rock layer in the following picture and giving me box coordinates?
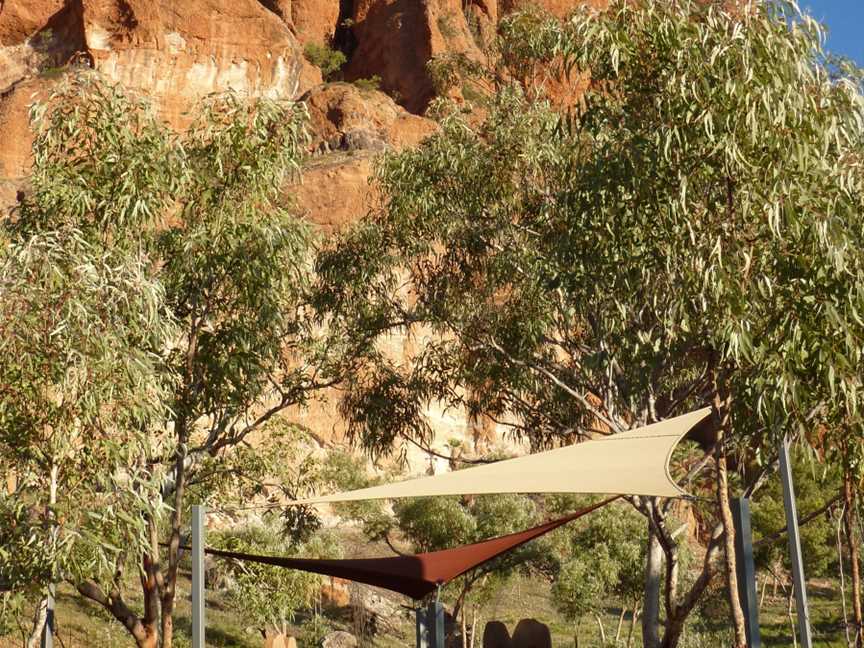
[0,0,593,452]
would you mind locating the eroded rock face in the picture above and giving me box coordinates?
[0,0,65,45]
[290,0,341,47]
[0,75,56,218]
[0,1,85,92]
[337,0,604,113]
[304,82,436,154]
[79,0,305,127]
[345,0,484,113]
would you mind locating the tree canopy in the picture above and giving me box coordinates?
[316,1,864,645]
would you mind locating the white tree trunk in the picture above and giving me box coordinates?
[29,464,59,648]
[594,612,607,645]
[642,525,663,648]
[26,598,49,648]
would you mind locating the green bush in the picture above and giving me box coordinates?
[352,75,381,92]
[303,42,346,80]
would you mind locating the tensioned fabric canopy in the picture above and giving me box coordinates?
[193,497,617,600]
[293,408,711,504]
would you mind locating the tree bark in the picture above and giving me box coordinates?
[29,464,59,648]
[838,504,852,647]
[615,607,626,644]
[78,581,158,648]
[594,612,607,645]
[471,607,479,648]
[642,523,663,648]
[788,587,798,648]
[26,597,49,648]
[712,389,748,648]
[626,605,639,648]
[660,529,723,648]
[161,423,190,648]
[843,470,863,648]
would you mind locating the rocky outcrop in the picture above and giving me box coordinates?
[344,0,485,113]
[0,76,56,217]
[337,0,605,113]
[0,0,592,456]
[79,0,306,127]
[304,82,436,154]
[0,0,309,128]
[291,82,435,232]
[0,0,66,45]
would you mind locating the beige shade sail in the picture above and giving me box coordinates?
[294,408,711,504]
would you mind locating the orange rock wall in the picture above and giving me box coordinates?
[0,0,593,455]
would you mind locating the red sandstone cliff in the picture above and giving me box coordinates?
[0,0,595,452]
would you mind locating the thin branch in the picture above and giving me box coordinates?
[400,434,496,465]
[753,495,841,549]
[484,339,624,434]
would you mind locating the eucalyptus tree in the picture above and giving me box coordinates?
[393,493,544,626]
[209,522,343,638]
[7,71,348,648]
[549,497,647,647]
[315,2,864,646]
[0,231,176,646]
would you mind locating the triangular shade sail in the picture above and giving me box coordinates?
[294,408,711,503]
[196,498,616,600]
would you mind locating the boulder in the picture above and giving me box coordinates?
[303,82,436,154]
[482,620,512,648]
[292,154,376,233]
[320,576,351,608]
[511,618,552,648]
[321,630,358,648]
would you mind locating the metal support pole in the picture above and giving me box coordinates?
[731,497,761,648]
[778,437,813,648]
[416,601,444,648]
[40,586,54,648]
[428,601,445,648]
[416,605,429,648]
[191,504,205,648]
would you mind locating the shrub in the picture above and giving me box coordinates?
[303,42,346,80]
[352,75,381,92]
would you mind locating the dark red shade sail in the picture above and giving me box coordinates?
[195,496,618,600]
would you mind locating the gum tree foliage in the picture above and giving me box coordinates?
[0,231,176,644]
[393,494,542,621]
[209,523,343,636]
[328,453,546,625]
[315,2,864,647]
[548,497,648,645]
[751,450,839,580]
[7,71,346,648]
